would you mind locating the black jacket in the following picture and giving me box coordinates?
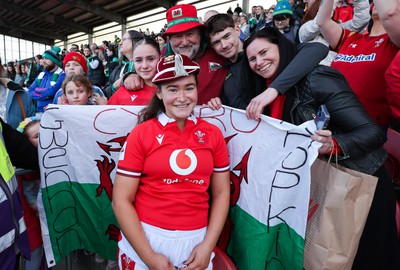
[283,65,386,174]
[103,63,129,98]
[0,118,38,170]
[87,56,106,87]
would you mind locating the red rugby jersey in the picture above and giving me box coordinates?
[117,113,230,230]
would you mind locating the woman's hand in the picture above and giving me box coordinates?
[146,253,176,270]
[246,87,279,120]
[311,129,334,155]
[206,97,222,110]
[184,242,213,270]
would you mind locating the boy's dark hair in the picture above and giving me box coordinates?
[206,13,235,40]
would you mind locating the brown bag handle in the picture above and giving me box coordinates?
[16,92,27,119]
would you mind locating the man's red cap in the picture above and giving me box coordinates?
[162,4,206,38]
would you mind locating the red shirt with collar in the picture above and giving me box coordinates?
[117,113,230,230]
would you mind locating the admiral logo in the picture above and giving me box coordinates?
[169,149,197,175]
[209,62,222,71]
[172,8,182,18]
[374,38,385,48]
[334,53,376,63]
[131,95,137,102]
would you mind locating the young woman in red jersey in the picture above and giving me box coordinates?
[112,54,230,270]
[107,37,160,106]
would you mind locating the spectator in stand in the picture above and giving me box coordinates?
[28,46,66,113]
[87,45,106,87]
[0,117,39,270]
[108,38,159,105]
[155,35,166,51]
[114,35,121,45]
[265,8,275,26]
[273,0,300,44]
[206,13,328,112]
[290,0,305,24]
[232,12,240,25]
[240,26,393,269]
[25,61,39,88]
[239,14,251,42]
[254,5,266,32]
[83,46,91,60]
[333,0,354,23]
[299,0,370,66]
[112,53,230,270]
[160,4,227,104]
[376,0,400,128]
[6,62,16,81]
[16,116,44,270]
[34,55,42,72]
[13,62,26,87]
[124,4,228,105]
[204,10,219,23]
[227,7,234,15]
[316,1,400,268]
[105,46,119,82]
[0,64,35,128]
[53,51,107,105]
[70,43,79,52]
[234,3,243,15]
[103,30,143,98]
[249,5,257,19]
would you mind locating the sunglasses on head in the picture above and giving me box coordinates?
[274,14,290,21]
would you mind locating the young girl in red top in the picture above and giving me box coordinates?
[112,54,230,270]
[107,37,159,106]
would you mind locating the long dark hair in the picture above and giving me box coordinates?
[138,86,165,124]
[243,26,297,79]
[133,37,160,56]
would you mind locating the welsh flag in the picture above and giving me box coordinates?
[37,105,319,268]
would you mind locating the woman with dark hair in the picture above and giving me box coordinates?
[6,62,16,81]
[13,62,26,87]
[104,45,118,81]
[112,53,230,269]
[107,37,160,105]
[244,26,399,269]
[103,30,143,98]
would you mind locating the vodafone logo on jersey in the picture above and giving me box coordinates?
[169,149,197,175]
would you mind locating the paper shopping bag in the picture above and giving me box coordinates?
[304,158,378,270]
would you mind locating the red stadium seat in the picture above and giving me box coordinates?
[383,128,400,238]
[213,246,237,270]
